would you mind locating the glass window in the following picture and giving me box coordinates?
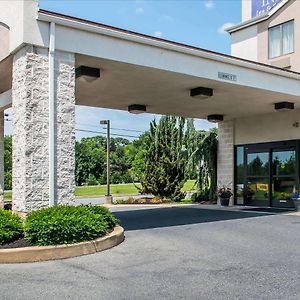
[282,21,294,55]
[269,26,281,58]
[247,152,269,177]
[272,150,296,176]
[272,177,296,201]
[269,20,294,58]
[236,147,244,205]
[246,178,269,202]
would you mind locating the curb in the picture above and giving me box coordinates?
[286,211,300,216]
[0,226,124,264]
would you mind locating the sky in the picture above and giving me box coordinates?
[5,0,242,140]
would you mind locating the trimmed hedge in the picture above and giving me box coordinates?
[0,209,24,245]
[24,205,118,246]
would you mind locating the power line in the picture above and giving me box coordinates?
[75,128,139,139]
[109,127,144,133]
[4,120,141,138]
[77,122,144,133]
[5,118,145,135]
[5,118,141,137]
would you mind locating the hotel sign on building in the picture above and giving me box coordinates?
[252,0,283,17]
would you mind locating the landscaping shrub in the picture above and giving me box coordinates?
[0,209,24,245]
[84,205,118,229]
[24,205,118,246]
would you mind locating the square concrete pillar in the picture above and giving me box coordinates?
[12,46,75,215]
[217,120,235,206]
[0,111,4,208]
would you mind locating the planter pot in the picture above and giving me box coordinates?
[292,198,300,212]
[220,197,230,207]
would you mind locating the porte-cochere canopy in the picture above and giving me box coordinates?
[0,1,300,214]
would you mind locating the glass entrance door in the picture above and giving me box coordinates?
[245,150,270,207]
[272,149,296,208]
[243,142,298,208]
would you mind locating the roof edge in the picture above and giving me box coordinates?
[37,8,300,80]
[226,0,290,33]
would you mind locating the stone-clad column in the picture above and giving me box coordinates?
[55,51,76,205]
[0,111,4,208]
[217,120,235,206]
[12,46,75,215]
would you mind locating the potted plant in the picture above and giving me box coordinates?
[218,186,233,207]
[291,192,300,212]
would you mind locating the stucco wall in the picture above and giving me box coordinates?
[257,0,300,71]
[235,109,300,145]
[0,1,24,53]
[0,0,47,56]
[242,0,252,22]
[0,23,10,61]
[231,25,258,61]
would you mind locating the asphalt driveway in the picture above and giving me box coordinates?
[1,205,300,300]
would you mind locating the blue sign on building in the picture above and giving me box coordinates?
[252,0,283,18]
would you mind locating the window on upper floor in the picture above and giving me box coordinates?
[269,20,294,59]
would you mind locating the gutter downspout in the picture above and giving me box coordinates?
[49,22,56,207]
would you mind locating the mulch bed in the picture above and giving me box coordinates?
[199,200,217,205]
[0,239,32,249]
[114,197,172,205]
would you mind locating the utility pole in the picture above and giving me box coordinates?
[100,119,112,204]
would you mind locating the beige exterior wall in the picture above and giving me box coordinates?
[232,0,300,145]
[0,0,48,58]
[231,25,258,61]
[0,23,9,61]
[235,109,300,145]
[242,0,252,22]
[257,0,299,71]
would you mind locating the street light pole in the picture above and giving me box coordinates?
[100,119,112,204]
[106,120,110,198]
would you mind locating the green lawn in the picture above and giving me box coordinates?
[76,179,197,197]
[4,180,197,200]
[4,191,12,200]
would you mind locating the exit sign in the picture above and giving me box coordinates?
[251,0,283,18]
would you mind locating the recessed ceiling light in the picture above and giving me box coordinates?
[75,66,100,82]
[128,104,147,114]
[190,87,213,99]
[274,101,294,111]
[207,114,224,123]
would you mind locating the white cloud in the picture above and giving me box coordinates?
[135,7,144,15]
[154,31,163,38]
[204,0,214,9]
[218,22,234,34]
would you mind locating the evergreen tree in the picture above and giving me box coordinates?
[139,116,187,201]
[190,128,218,201]
[4,136,12,190]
